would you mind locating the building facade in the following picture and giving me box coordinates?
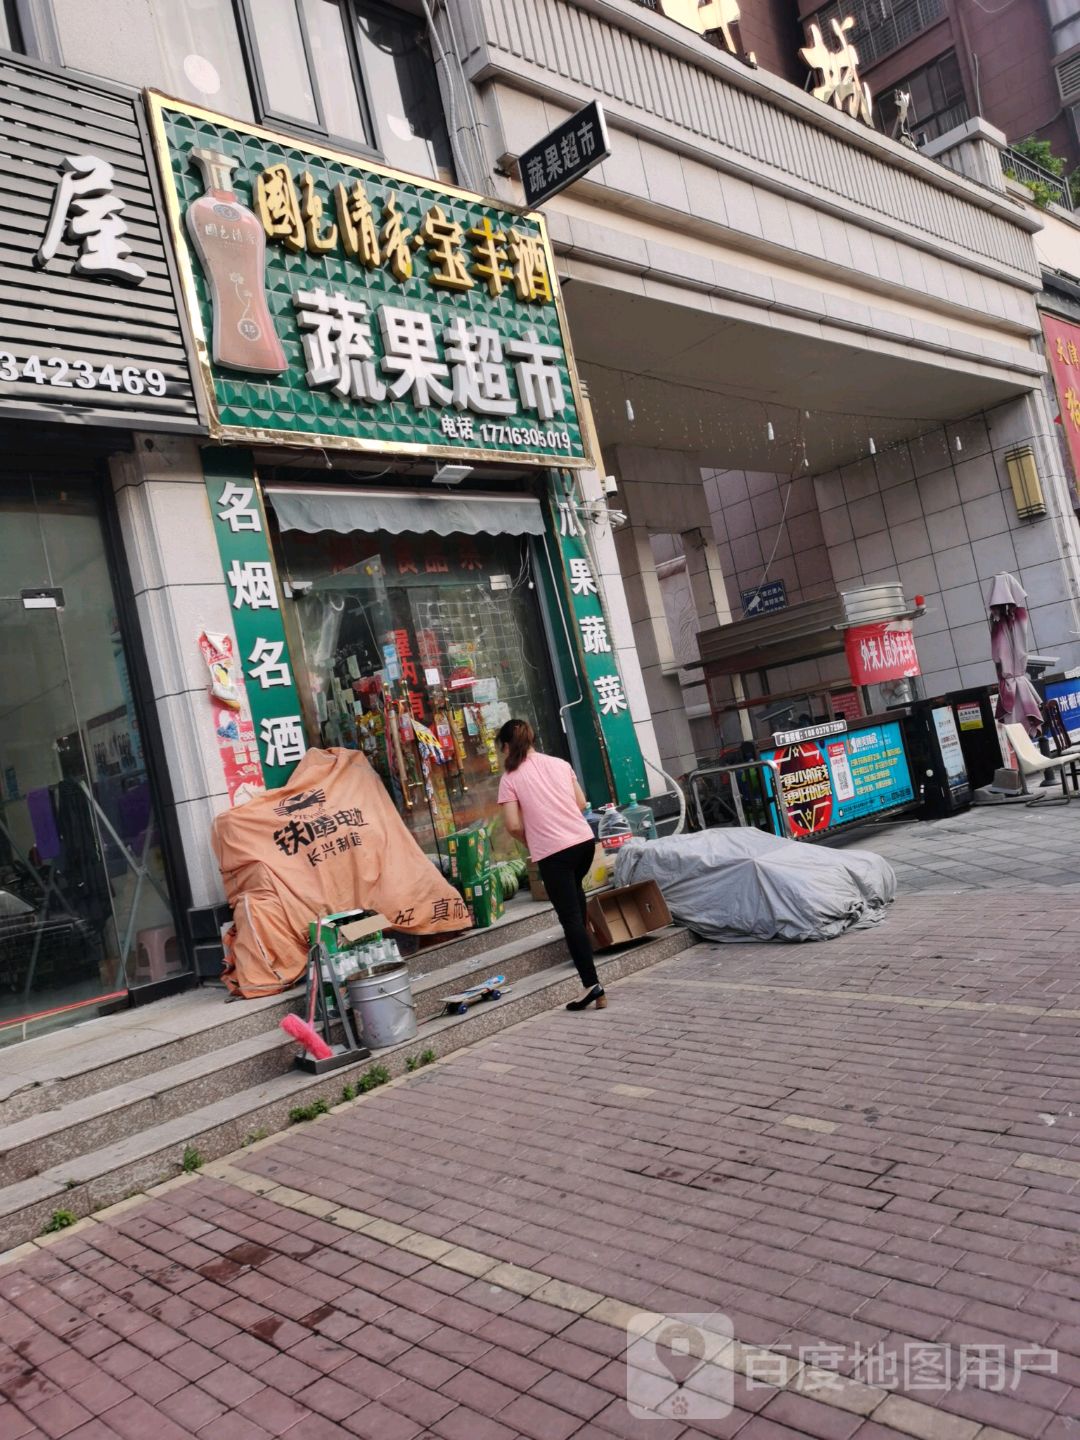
[0,4,652,1045]
[457,0,1080,773]
[794,0,1079,173]
[3,0,1080,1041]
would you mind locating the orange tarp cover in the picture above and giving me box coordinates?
[212,747,470,998]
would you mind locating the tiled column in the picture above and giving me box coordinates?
[612,522,697,775]
[111,436,231,909]
[611,446,714,776]
[812,391,1080,695]
[987,389,1080,662]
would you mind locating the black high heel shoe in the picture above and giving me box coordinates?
[566,985,606,1011]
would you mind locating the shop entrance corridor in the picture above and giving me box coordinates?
[270,483,569,867]
[0,475,178,1045]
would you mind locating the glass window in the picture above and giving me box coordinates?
[354,2,454,182]
[0,476,180,1046]
[806,0,945,70]
[52,0,253,119]
[303,0,367,145]
[248,0,318,124]
[0,1,21,50]
[877,51,968,145]
[245,0,370,145]
[277,522,565,863]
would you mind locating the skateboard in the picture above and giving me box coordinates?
[442,974,511,1015]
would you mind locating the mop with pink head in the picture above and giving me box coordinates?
[280,1012,333,1060]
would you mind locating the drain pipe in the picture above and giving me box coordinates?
[419,0,490,194]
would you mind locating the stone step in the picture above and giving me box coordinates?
[406,898,555,970]
[0,900,554,1125]
[0,923,570,1184]
[0,989,297,1125]
[0,926,690,1250]
[410,924,570,1021]
[0,1030,294,1184]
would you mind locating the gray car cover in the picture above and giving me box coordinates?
[613,827,896,942]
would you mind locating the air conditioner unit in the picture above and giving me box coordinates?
[1056,51,1080,106]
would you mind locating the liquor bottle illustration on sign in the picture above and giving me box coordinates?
[185,148,287,374]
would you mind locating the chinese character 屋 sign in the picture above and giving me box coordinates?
[204,450,307,790]
[519,101,611,209]
[549,475,646,802]
[1044,315,1080,488]
[0,54,197,429]
[146,93,587,467]
[844,620,920,687]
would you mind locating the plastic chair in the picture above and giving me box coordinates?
[132,926,182,985]
[1042,700,1080,757]
[1003,723,1077,801]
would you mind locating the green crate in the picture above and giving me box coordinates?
[462,871,502,928]
[446,824,491,884]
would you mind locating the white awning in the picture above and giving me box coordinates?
[266,485,546,538]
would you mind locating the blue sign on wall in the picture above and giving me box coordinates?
[1045,679,1080,740]
[742,579,787,616]
[761,719,914,835]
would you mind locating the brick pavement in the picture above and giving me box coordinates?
[829,802,1080,894]
[3,882,1080,1440]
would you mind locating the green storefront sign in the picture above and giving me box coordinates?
[147,93,587,467]
[548,473,647,804]
[203,449,307,789]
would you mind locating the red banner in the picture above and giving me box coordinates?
[845,620,920,686]
[1044,314,1080,485]
[199,631,265,807]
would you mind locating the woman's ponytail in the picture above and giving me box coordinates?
[498,717,534,771]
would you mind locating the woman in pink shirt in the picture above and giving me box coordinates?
[497,718,605,1011]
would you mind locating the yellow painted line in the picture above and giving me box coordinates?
[192,1161,1022,1440]
[782,1114,838,1134]
[1015,1151,1080,1180]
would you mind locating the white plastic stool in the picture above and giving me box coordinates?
[133,926,181,985]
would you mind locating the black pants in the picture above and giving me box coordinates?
[538,839,598,989]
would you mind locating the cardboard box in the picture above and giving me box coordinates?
[586,880,671,951]
[337,914,391,945]
[309,911,388,952]
[446,824,491,883]
[527,862,547,902]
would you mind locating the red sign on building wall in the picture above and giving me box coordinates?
[845,620,921,686]
[1044,315,1080,484]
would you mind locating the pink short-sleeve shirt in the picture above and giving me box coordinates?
[497,751,594,862]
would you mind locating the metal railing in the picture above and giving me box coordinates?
[687,761,791,838]
[1001,146,1074,210]
[808,0,945,69]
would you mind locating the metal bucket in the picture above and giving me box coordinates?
[346,963,417,1049]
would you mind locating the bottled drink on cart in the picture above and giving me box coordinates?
[597,803,633,852]
[621,793,658,840]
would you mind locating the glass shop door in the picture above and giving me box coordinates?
[0,476,178,1044]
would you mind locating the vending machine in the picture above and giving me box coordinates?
[900,689,1000,816]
